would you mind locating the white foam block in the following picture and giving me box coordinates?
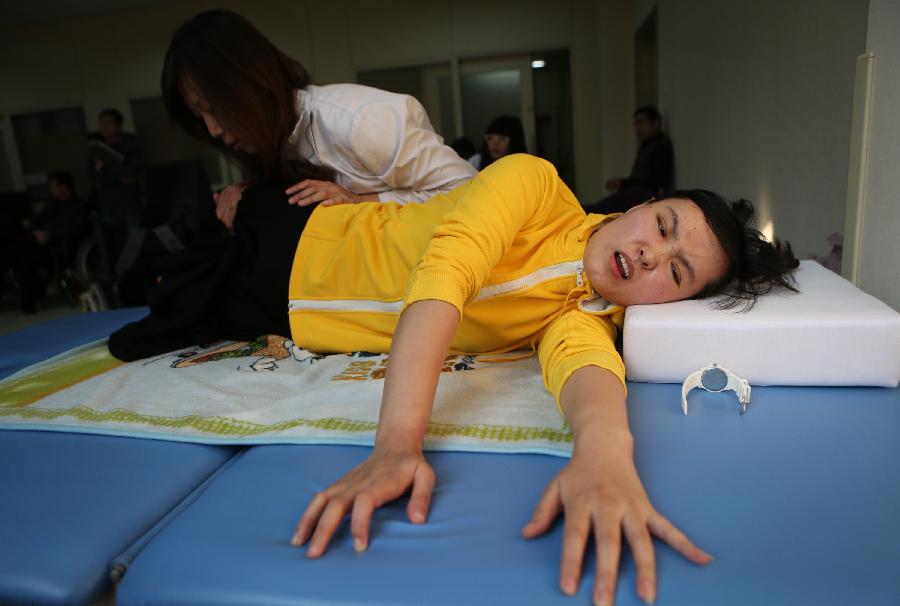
[623,261,900,387]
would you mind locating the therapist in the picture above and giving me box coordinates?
[161,9,477,228]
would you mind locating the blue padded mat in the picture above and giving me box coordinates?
[0,310,239,605]
[118,382,900,605]
[0,307,147,380]
[0,431,238,605]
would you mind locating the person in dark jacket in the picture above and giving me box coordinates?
[585,106,674,214]
[30,171,88,252]
[88,108,144,252]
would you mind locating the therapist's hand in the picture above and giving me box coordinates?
[522,438,713,606]
[213,183,246,230]
[286,179,372,207]
[292,444,435,557]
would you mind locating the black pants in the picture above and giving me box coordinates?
[0,232,44,314]
[582,187,657,215]
[109,183,315,361]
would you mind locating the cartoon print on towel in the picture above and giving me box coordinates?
[332,353,476,382]
[170,335,479,380]
[171,335,325,372]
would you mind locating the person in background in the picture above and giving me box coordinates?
[1,172,88,314]
[585,106,674,215]
[87,108,144,249]
[29,171,88,252]
[468,115,527,170]
[162,9,477,230]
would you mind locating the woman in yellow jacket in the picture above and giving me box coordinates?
[284,154,797,606]
[113,153,796,605]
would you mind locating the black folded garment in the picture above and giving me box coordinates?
[109,182,313,361]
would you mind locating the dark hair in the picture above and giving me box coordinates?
[160,9,332,184]
[670,189,799,309]
[450,137,476,160]
[479,115,527,169]
[48,170,75,192]
[98,108,124,125]
[633,106,661,123]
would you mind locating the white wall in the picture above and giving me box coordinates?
[0,0,635,202]
[655,0,869,259]
[856,0,900,310]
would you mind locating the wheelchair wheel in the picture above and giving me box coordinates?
[75,237,102,283]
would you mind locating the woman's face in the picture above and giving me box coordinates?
[583,198,728,306]
[179,78,253,153]
[485,133,511,160]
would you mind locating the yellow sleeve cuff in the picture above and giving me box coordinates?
[546,350,627,412]
[403,269,470,316]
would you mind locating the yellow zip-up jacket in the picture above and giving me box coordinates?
[288,154,625,404]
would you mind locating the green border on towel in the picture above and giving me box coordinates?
[0,344,122,408]
[0,405,571,443]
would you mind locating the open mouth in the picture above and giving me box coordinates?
[614,251,632,279]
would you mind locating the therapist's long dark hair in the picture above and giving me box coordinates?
[161,9,333,184]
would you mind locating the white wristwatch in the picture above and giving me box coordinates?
[681,363,751,415]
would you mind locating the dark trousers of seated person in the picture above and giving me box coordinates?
[109,182,314,361]
[582,187,656,215]
[0,232,44,314]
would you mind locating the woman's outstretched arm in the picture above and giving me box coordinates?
[292,299,459,556]
[523,365,713,606]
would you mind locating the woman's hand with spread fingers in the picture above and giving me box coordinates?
[286,179,374,207]
[292,445,435,557]
[528,365,714,605]
[523,440,712,605]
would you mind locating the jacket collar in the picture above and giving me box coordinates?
[576,212,625,317]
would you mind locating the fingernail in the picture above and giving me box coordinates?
[593,594,610,606]
[353,538,366,552]
[290,535,302,547]
[640,581,656,605]
[561,576,575,595]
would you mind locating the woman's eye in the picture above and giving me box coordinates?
[658,219,666,237]
[671,263,681,286]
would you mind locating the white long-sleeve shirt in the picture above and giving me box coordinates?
[287,84,477,204]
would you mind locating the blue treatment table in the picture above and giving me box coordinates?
[3,310,900,605]
[0,310,240,606]
[117,383,900,606]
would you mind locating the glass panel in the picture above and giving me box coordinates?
[0,129,14,191]
[355,51,575,187]
[531,48,575,189]
[460,69,522,149]
[11,107,88,199]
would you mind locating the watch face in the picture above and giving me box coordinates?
[701,367,728,392]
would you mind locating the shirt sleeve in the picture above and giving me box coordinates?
[537,308,626,409]
[349,94,477,204]
[403,154,559,316]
